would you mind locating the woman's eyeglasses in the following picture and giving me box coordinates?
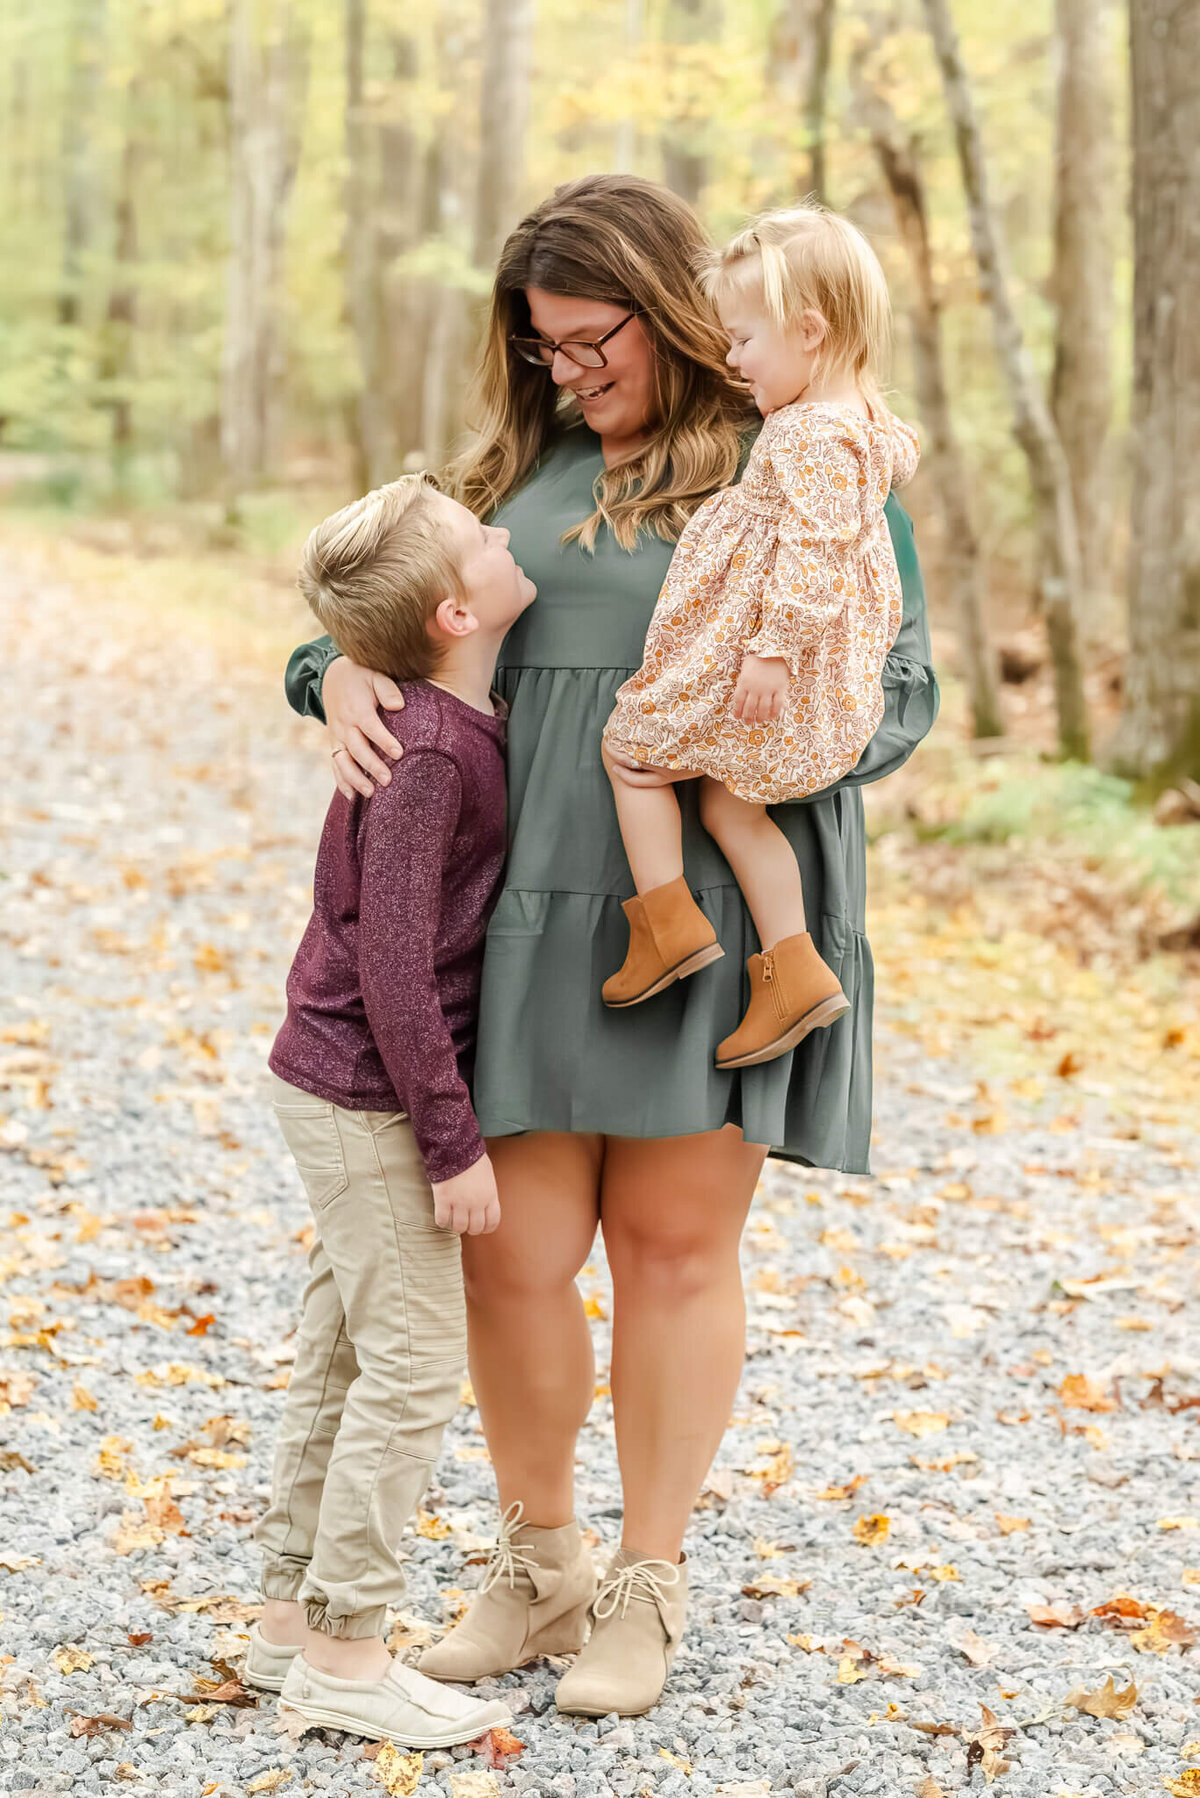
[508,311,636,370]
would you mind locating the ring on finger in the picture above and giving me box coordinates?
[331,744,347,760]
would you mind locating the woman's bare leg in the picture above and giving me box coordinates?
[602,742,685,893]
[600,1125,767,1562]
[700,776,807,949]
[462,1131,604,1526]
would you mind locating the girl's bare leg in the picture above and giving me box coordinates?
[602,742,685,893]
[462,1132,604,1525]
[601,1125,766,1562]
[699,776,807,949]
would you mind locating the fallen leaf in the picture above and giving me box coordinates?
[995,1513,1031,1535]
[660,1748,694,1772]
[371,1745,422,1795]
[53,1645,95,1674]
[471,1726,525,1769]
[741,1577,810,1600]
[814,1474,868,1501]
[1026,1601,1085,1629]
[414,1510,451,1540]
[0,1552,41,1572]
[246,1772,292,1794]
[448,1776,501,1798]
[0,1450,35,1473]
[836,1655,868,1683]
[72,1382,97,1411]
[1065,1676,1138,1719]
[1130,1609,1198,1653]
[945,1618,994,1666]
[1059,1373,1118,1412]
[68,1711,133,1737]
[1160,1518,1200,1532]
[1164,1774,1200,1797]
[891,1411,950,1437]
[853,1514,890,1546]
[928,1565,960,1582]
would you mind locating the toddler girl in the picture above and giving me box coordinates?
[602,203,919,1068]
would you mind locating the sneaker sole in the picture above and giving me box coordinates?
[604,943,724,1008]
[244,1667,289,1694]
[715,994,851,1069]
[278,1698,513,1749]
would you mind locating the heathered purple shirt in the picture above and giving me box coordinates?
[269,681,507,1185]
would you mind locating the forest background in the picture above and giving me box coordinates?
[1,0,1198,1098]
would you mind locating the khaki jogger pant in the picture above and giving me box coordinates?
[255,1073,467,1639]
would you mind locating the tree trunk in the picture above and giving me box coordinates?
[220,0,309,508]
[920,0,1090,761]
[661,0,721,206]
[377,32,424,464]
[1050,0,1115,654]
[344,0,393,492]
[770,0,837,203]
[1112,0,1200,784]
[97,81,140,495]
[857,66,1003,739]
[475,0,535,270]
[614,0,645,170]
[58,0,106,329]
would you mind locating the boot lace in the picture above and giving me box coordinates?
[476,1499,540,1595]
[592,1558,680,1621]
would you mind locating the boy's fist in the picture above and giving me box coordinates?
[432,1153,501,1236]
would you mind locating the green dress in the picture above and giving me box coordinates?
[285,426,938,1173]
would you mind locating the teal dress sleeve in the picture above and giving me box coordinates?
[285,633,340,723]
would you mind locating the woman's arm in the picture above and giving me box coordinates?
[284,632,407,799]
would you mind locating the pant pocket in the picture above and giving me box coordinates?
[274,1103,349,1211]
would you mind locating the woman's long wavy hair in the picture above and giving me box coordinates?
[450,174,757,551]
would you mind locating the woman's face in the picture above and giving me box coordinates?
[524,287,657,443]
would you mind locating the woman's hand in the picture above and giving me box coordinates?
[605,749,703,790]
[732,653,789,725]
[323,657,405,799]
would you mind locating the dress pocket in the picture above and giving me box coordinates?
[273,1102,349,1211]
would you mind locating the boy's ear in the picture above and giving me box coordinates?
[429,593,480,641]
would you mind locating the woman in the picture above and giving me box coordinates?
[284,174,937,1718]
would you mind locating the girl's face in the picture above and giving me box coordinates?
[720,296,824,416]
[524,286,657,444]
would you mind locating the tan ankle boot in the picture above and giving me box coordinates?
[716,931,849,1069]
[602,876,723,1008]
[416,1502,596,1683]
[554,1549,687,1717]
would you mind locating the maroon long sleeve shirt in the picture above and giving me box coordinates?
[269,682,507,1184]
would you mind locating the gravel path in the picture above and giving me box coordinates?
[1,558,1197,1798]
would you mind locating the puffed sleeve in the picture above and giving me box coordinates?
[744,420,867,677]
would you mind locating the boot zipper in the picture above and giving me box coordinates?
[761,950,786,1022]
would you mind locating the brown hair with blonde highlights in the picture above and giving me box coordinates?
[451,173,757,552]
[298,473,459,684]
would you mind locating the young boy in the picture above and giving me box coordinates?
[245,474,536,1747]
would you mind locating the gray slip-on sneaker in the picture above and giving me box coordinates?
[279,1651,512,1748]
[243,1621,305,1693]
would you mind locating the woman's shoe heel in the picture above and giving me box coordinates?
[528,1597,593,1659]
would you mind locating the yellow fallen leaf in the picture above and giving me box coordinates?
[247,1773,293,1795]
[814,1474,868,1501]
[52,1645,94,1674]
[929,1565,961,1582]
[372,1746,423,1796]
[853,1514,890,1546]
[837,1655,868,1683]
[995,1513,1031,1535]
[659,1748,692,1773]
[1059,1373,1117,1412]
[1160,1518,1200,1532]
[0,1553,41,1572]
[72,1382,97,1411]
[583,1294,607,1319]
[95,1436,132,1480]
[1183,1570,1200,1586]
[1164,1773,1200,1796]
[415,1511,451,1540]
[1065,1675,1138,1719]
[891,1411,950,1437]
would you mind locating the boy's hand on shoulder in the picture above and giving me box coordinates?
[432,1152,501,1236]
[732,653,789,724]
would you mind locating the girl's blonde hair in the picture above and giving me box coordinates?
[451,173,757,552]
[298,473,458,683]
[698,203,891,407]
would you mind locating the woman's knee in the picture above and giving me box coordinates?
[604,1212,739,1303]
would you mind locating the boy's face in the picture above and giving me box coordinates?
[720,296,821,416]
[433,492,537,634]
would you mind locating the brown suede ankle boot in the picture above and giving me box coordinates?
[416,1502,597,1683]
[715,931,849,1069]
[602,876,723,1008]
[554,1548,688,1717]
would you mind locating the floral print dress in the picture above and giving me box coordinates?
[604,399,920,805]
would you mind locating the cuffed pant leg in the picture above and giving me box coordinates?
[294,1108,468,1640]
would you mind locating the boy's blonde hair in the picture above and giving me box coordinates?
[698,202,891,405]
[298,473,462,684]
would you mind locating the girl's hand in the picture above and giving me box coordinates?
[732,653,789,725]
[323,657,405,799]
[606,750,703,790]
